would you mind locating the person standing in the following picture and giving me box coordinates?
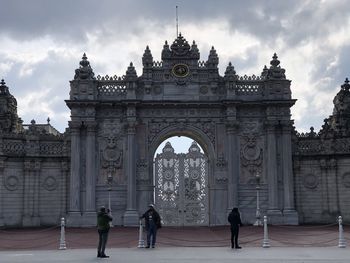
[140,204,162,248]
[228,207,242,249]
[97,206,113,258]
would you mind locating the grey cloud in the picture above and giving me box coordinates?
[0,49,77,131]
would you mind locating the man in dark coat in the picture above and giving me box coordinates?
[140,204,162,248]
[228,207,243,249]
[97,206,113,258]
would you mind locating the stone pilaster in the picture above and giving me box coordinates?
[23,159,40,226]
[327,158,339,215]
[67,121,82,225]
[61,161,69,217]
[281,123,298,224]
[33,160,41,224]
[226,120,240,211]
[83,122,97,225]
[123,106,139,226]
[265,121,281,217]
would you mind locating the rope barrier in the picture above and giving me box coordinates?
[269,237,338,246]
[272,223,337,229]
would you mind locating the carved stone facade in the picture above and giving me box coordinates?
[0,36,349,227]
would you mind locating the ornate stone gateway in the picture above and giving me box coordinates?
[155,141,208,226]
[64,33,299,226]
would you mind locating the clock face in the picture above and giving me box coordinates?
[172,64,189,78]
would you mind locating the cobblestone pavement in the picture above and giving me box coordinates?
[0,225,349,250]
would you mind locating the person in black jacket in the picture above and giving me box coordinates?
[140,204,162,248]
[97,206,113,258]
[228,207,242,249]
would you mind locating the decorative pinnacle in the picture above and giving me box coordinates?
[80,53,89,68]
[47,117,50,124]
[270,53,280,67]
[342,77,350,91]
[0,79,5,86]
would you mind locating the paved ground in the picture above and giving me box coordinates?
[0,225,349,262]
[0,247,349,263]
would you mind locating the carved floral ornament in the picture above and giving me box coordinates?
[4,175,20,191]
[303,174,319,189]
[42,176,58,191]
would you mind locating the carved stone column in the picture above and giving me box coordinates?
[123,106,139,226]
[265,121,281,215]
[67,121,82,225]
[85,122,97,214]
[281,123,298,224]
[226,121,240,211]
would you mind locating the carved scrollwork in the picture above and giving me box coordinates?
[99,121,124,184]
[137,158,149,184]
[240,133,263,183]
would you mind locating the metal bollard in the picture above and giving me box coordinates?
[137,219,145,248]
[59,217,67,250]
[338,216,346,248]
[262,215,270,248]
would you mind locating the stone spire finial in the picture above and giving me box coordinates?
[170,33,191,56]
[261,65,268,78]
[142,45,153,68]
[161,40,171,59]
[74,53,95,80]
[224,62,237,80]
[191,40,200,58]
[206,46,219,68]
[266,53,286,79]
[126,62,137,80]
[0,78,9,94]
[341,78,350,91]
[270,53,280,67]
[47,117,50,124]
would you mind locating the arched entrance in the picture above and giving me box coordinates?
[154,140,208,226]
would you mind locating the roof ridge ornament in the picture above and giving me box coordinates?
[0,78,9,94]
[74,53,95,80]
[224,62,237,80]
[266,53,286,79]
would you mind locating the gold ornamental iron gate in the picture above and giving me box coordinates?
[154,141,209,226]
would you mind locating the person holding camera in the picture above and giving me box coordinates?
[97,206,113,258]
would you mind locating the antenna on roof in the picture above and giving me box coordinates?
[176,5,179,37]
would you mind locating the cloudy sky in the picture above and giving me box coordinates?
[1,0,349,152]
